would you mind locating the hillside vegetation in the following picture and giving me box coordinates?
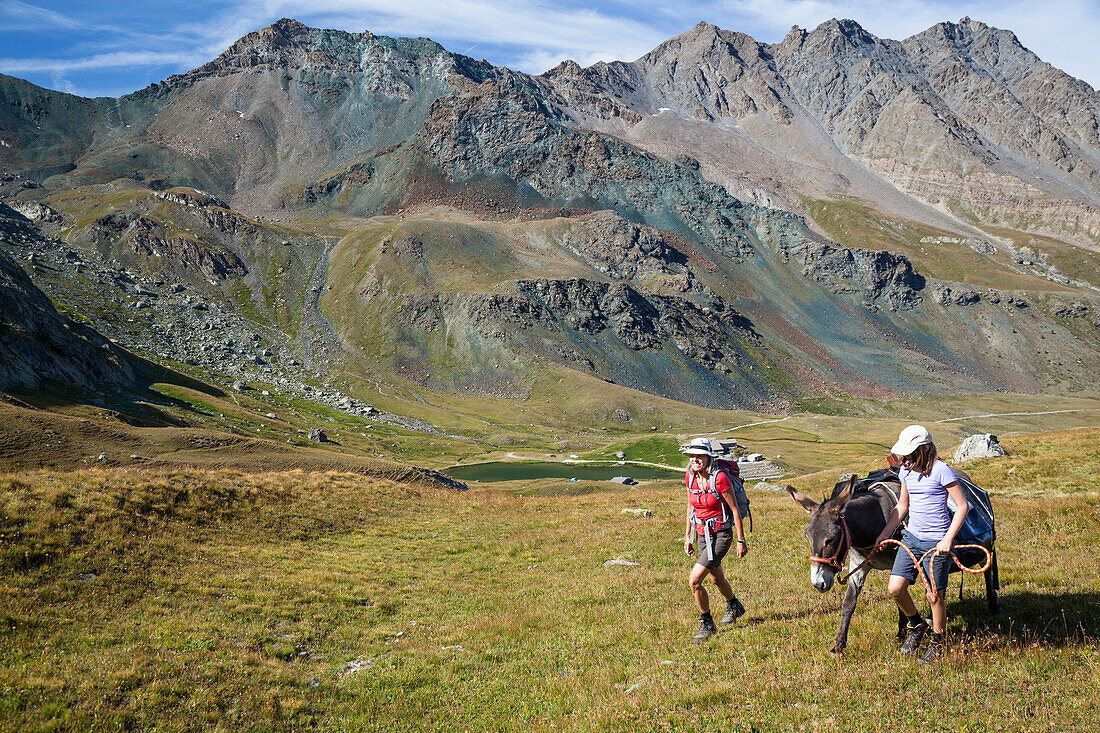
[1,429,1097,730]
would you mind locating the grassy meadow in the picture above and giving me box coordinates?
[1,428,1098,731]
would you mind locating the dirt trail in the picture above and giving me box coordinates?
[935,409,1094,423]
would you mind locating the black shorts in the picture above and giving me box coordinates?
[696,528,733,569]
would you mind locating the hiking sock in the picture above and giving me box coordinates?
[905,612,923,627]
[721,596,745,624]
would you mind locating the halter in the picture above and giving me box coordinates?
[808,480,898,572]
[810,513,852,571]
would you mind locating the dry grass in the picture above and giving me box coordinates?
[1,429,1098,731]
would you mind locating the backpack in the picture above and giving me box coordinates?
[686,458,753,535]
[949,474,996,547]
[841,466,995,568]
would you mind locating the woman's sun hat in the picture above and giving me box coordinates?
[682,437,719,457]
[891,425,933,456]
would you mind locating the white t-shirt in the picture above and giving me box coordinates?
[900,459,958,541]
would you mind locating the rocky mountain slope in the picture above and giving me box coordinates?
[1,17,1098,417]
[0,200,142,393]
[542,18,1100,249]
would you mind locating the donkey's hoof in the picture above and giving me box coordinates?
[829,646,845,658]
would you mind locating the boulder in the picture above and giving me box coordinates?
[953,434,1007,463]
[308,428,328,443]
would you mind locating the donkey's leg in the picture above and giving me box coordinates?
[833,565,868,656]
[985,548,1001,614]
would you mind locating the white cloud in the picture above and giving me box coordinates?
[189,0,668,70]
[0,50,204,75]
[0,0,88,30]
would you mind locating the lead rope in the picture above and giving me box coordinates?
[838,539,992,597]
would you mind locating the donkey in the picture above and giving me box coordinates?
[787,473,999,656]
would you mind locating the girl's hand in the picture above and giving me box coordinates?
[684,539,695,556]
[935,538,953,556]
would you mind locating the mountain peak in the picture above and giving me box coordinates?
[906,16,1027,57]
[818,18,875,42]
[265,17,311,36]
[687,21,720,35]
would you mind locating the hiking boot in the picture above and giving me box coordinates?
[899,619,929,655]
[693,615,718,644]
[721,597,746,624]
[917,633,946,665]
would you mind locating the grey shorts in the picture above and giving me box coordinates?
[696,528,733,569]
[890,529,952,594]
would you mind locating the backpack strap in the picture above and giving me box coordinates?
[712,467,752,533]
[688,472,728,559]
[707,471,731,528]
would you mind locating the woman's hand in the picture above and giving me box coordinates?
[684,538,695,556]
[736,540,748,559]
[935,537,953,556]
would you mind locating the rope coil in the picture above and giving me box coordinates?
[838,538,992,597]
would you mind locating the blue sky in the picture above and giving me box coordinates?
[2,0,1099,98]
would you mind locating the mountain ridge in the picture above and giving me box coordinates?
[1,16,1098,417]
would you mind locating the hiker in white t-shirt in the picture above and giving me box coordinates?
[875,425,969,664]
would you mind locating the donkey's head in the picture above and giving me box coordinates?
[787,476,856,592]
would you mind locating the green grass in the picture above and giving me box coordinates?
[803,197,1068,292]
[1,429,1098,730]
[585,436,685,466]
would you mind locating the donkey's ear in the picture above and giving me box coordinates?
[786,486,817,514]
[831,475,856,512]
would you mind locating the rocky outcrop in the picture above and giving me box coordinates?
[396,276,757,375]
[1053,301,1090,319]
[129,232,247,280]
[516,278,665,349]
[556,211,692,283]
[0,173,42,198]
[773,233,926,310]
[87,204,249,281]
[9,200,62,225]
[933,284,981,306]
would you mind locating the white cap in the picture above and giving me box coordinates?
[891,425,933,456]
[682,437,718,457]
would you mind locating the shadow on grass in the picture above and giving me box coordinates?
[10,352,228,428]
[952,590,1100,647]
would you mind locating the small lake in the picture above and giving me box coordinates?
[444,461,682,483]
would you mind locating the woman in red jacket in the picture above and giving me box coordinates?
[683,437,748,643]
